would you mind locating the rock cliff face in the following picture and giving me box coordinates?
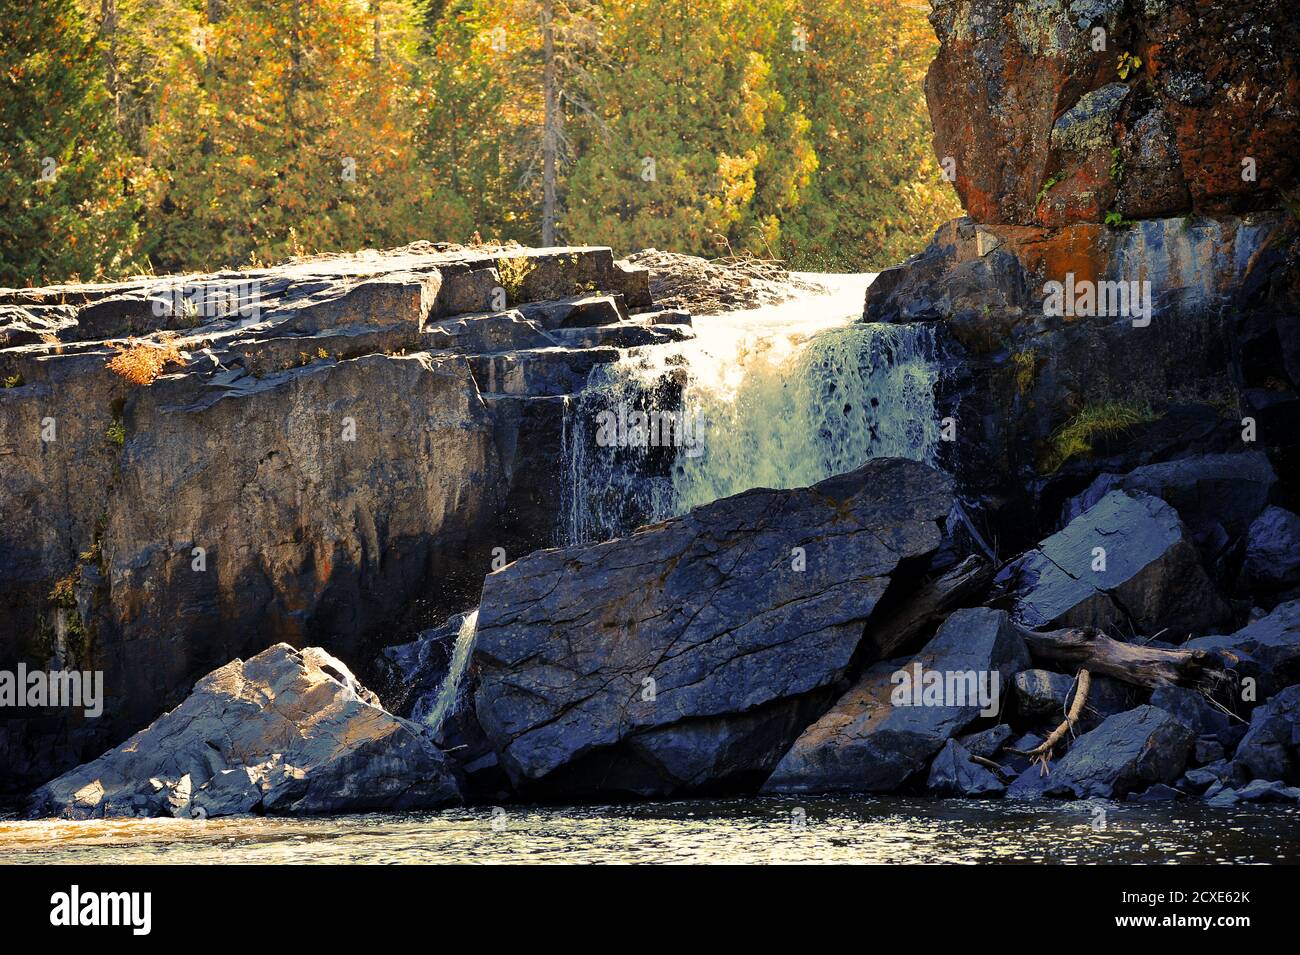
[872,0,1300,550]
[0,243,680,794]
[927,0,1299,226]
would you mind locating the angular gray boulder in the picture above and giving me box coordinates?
[762,607,1029,794]
[1240,507,1300,592]
[1185,601,1300,698]
[1231,685,1300,785]
[1062,452,1276,544]
[997,491,1232,637]
[926,740,1006,798]
[27,644,460,819]
[1042,705,1195,799]
[471,458,954,794]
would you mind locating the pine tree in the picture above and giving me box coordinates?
[0,0,144,285]
[775,0,960,270]
[562,0,812,258]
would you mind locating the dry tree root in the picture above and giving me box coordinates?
[1009,669,1092,776]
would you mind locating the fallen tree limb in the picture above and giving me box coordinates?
[1010,669,1091,774]
[1020,626,1233,693]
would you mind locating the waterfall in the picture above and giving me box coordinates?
[422,609,479,735]
[561,274,942,546]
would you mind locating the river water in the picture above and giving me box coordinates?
[2,797,1295,864]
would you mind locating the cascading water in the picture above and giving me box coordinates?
[562,274,943,546]
[421,609,479,735]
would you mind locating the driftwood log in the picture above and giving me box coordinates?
[1020,626,1233,693]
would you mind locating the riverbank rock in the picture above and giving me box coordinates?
[1240,507,1300,593]
[997,490,1232,637]
[1184,601,1300,698]
[471,458,954,796]
[27,644,460,819]
[1062,453,1276,556]
[1231,685,1300,785]
[1042,705,1195,799]
[0,242,688,795]
[926,739,1006,798]
[762,607,1029,794]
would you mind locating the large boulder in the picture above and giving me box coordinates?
[997,490,1232,637]
[926,0,1299,226]
[1042,705,1195,798]
[27,644,460,819]
[1240,507,1300,593]
[1062,452,1277,554]
[1231,684,1300,785]
[470,458,955,796]
[1185,601,1300,698]
[762,607,1030,794]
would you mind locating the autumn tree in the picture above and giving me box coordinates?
[147,0,431,271]
[775,0,961,270]
[0,0,145,285]
[563,0,814,258]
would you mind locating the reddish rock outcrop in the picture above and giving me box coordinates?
[927,0,1300,226]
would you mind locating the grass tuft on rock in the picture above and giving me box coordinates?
[1039,400,1158,473]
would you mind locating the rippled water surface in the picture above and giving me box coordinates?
[2,797,1296,864]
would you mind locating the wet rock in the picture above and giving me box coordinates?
[1194,739,1226,765]
[1014,669,1076,722]
[1013,668,1131,729]
[762,607,1030,794]
[958,724,1014,760]
[1231,685,1300,785]
[926,739,1006,798]
[1129,783,1184,802]
[1240,507,1300,593]
[472,458,954,795]
[1042,705,1195,799]
[1185,601,1300,698]
[1235,779,1300,803]
[27,644,460,819]
[377,610,471,724]
[998,491,1232,637]
[1182,760,1231,793]
[1006,764,1052,800]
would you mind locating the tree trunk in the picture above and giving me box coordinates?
[540,0,559,247]
[371,0,381,63]
[99,0,120,128]
[1021,626,1232,693]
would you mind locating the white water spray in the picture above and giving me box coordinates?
[562,274,943,545]
[422,609,479,734]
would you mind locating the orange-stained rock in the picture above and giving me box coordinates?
[927,0,1299,225]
